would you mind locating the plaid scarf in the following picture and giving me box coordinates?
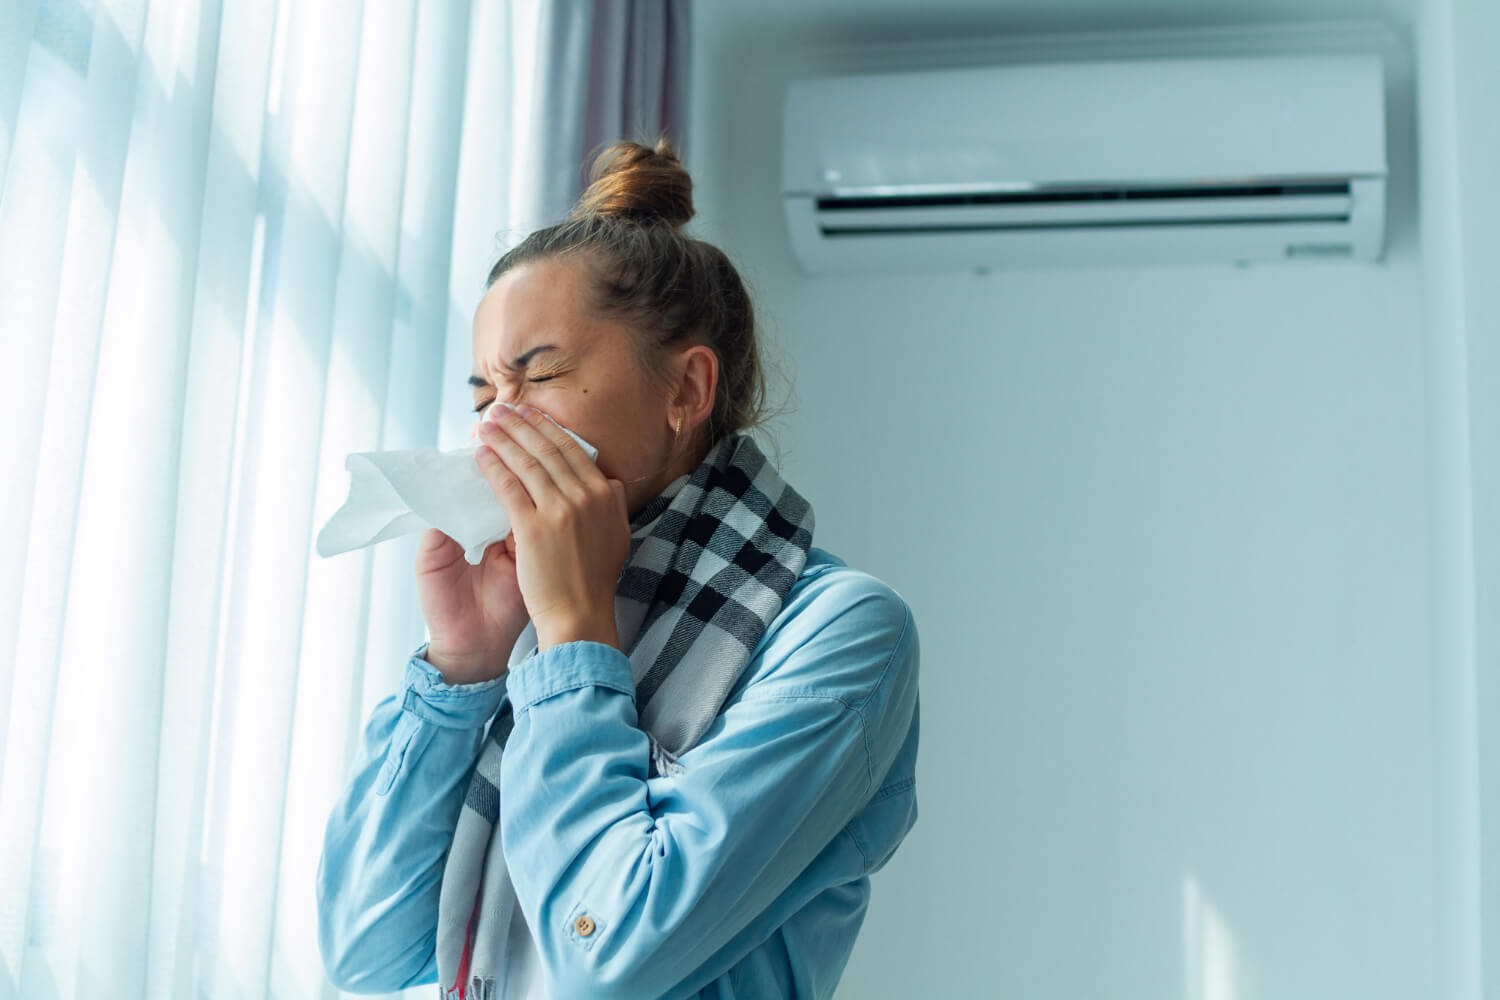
[434,431,814,1000]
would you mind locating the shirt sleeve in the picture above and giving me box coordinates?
[499,583,919,1000]
[315,642,510,993]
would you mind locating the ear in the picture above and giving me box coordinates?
[671,344,718,433]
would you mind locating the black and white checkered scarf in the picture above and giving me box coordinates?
[434,431,814,999]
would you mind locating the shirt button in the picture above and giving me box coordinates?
[574,914,596,937]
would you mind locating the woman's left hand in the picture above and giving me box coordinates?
[475,404,630,652]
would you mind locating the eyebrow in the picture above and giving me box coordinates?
[468,345,559,388]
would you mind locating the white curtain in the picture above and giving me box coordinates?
[0,1,689,997]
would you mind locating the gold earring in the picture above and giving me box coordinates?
[673,414,683,438]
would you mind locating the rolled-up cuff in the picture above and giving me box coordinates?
[505,640,634,714]
[401,642,509,729]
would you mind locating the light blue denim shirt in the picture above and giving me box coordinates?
[316,546,920,999]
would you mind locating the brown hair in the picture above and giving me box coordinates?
[485,137,787,461]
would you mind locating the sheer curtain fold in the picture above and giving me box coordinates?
[0,0,689,997]
[519,0,692,232]
[0,0,43,187]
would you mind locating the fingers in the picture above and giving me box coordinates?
[500,404,596,481]
[520,405,597,478]
[415,527,464,573]
[477,405,582,506]
[475,440,537,521]
[418,526,456,552]
[481,531,517,564]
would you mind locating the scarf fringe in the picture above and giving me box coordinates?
[438,975,496,1000]
[649,733,686,778]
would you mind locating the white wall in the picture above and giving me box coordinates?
[688,6,1438,999]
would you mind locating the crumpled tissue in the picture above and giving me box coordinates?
[314,402,599,565]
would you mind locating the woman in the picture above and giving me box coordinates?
[316,139,920,1000]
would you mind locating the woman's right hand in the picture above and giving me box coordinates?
[414,526,530,685]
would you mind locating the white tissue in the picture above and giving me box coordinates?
[315,402,600,565]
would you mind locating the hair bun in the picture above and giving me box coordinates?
[573,138,694,230]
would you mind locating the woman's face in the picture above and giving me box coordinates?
[470,254,712,518]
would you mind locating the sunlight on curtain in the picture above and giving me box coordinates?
[0,0,546,996]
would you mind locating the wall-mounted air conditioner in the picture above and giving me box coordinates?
[781,54,1387,273]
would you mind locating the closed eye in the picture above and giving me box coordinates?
[472,376,555,413]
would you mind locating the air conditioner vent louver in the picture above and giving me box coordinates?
[814,180,1354,211]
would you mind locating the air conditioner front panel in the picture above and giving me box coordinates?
[783,55,1387,195]
[781,54,1388,271]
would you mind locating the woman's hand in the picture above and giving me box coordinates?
[474,403,630,652]
[414,525,530,685]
